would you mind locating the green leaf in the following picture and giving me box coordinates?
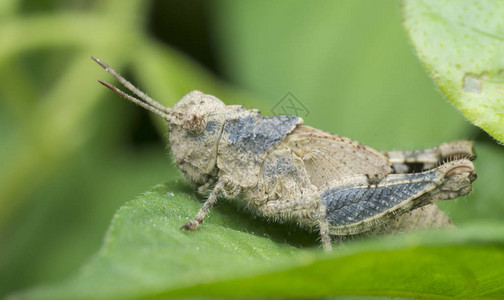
[403,0,504,143]
[12,181,504,299]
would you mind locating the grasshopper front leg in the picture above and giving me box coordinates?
[383,140,475,173]
[181,176,240,231]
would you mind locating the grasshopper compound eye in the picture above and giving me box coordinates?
[183,105,207,136]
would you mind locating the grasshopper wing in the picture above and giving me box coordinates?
[285,125,391,188]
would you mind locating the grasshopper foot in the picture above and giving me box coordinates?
[436,159,476,199]
[181,220,200,231]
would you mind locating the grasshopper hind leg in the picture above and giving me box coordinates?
[322,159,475,236]
[383,140,475,174]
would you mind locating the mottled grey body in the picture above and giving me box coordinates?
[93,57,477,252]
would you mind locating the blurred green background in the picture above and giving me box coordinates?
[1,0,502,297]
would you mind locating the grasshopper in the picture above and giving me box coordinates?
[93,57,476,251]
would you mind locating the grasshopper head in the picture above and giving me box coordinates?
[93,57,226,186]
[169,91,226,185]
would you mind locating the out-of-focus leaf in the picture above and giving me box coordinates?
[403,0,504,143]
[11,182,504,299]
[0,146,174,296]
[0,0,145,228]
[212,0,472,149]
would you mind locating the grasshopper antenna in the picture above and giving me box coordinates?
[92,56,172,122]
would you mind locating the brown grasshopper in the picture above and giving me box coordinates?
[92,57,476,251]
